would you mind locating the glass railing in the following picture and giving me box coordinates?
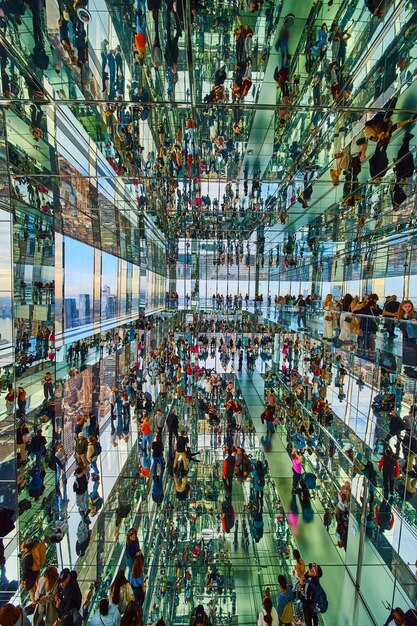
[254,303,417,378]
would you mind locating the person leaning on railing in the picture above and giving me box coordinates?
[397,300,417,379]
[353,294,382,357]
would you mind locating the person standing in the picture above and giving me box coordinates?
[257,595,278,626]
[110,388,117,419]
[73,466,89,515]
[140,415,152,453]
[42,371,54,401]
[75,433,88,466]
[291,450,302,493]
[397,300,417,378]
[378,448,400,500]
[153,409,165,434]
[382,295,400,339]
[5,384,15,415]
[295,294,307,329]
[353,294,381,357]
[17,421,29,463]
[30,429,47,470]
[238,350,243,372]
[124,529,139,580]
[276,575,294,625]
[166,407,179,449]
[383,410,406,455]
[322,294,335,341]
[17,386,27,417]
[130,550,145,607]
[55,569,82,621]
[222,448,235,498]
[173,430,189,470]
[87,435,101,476]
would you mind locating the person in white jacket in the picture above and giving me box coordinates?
[258,595,278,626]
[90,599,120,626]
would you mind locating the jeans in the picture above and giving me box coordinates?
[266,420,275,434]
[278,36,289,58]
[142,433,151,452]
[292,469,301,490]
[91,480,99,499]
[298,313,307,328]
[32,450,43,470]
[152,456,164,476]
[383,473,394,500]
[90,459,99,475]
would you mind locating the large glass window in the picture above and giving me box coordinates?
[101,251,118,320]
[64,237,94,331]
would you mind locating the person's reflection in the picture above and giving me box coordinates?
[261,431,272,452]
[287,494,300,533]
[140,449,151,478]
[56,478,69,521]
[174,471,189,501]
[0,509,15,569]
[75,516,91,557]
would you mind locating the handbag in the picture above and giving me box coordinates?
[325,315,332,322]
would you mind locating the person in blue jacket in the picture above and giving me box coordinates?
[124,528,139,579]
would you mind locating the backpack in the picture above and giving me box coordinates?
[309,579,328,614]
[94,441,102,456]
[31,541,46,571]
[303,472,317,490]
[405,608,417,626]
[280,601,294,623]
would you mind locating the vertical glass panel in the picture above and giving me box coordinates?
[102,252,119,321]
[64,237,94,333]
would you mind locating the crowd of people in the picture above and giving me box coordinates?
[320,293,417,378]
[2,297,417,625]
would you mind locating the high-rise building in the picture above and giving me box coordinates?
[78,294,91,325]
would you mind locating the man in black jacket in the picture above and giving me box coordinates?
[295,294,307,328]
[73,468,88,514]
[166,408,179,449]
[30,429,47,470]
[173,430,189,470]
[384,410,405,455]
[56,569,82,620]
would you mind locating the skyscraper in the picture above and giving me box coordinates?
[78,294,91,325]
